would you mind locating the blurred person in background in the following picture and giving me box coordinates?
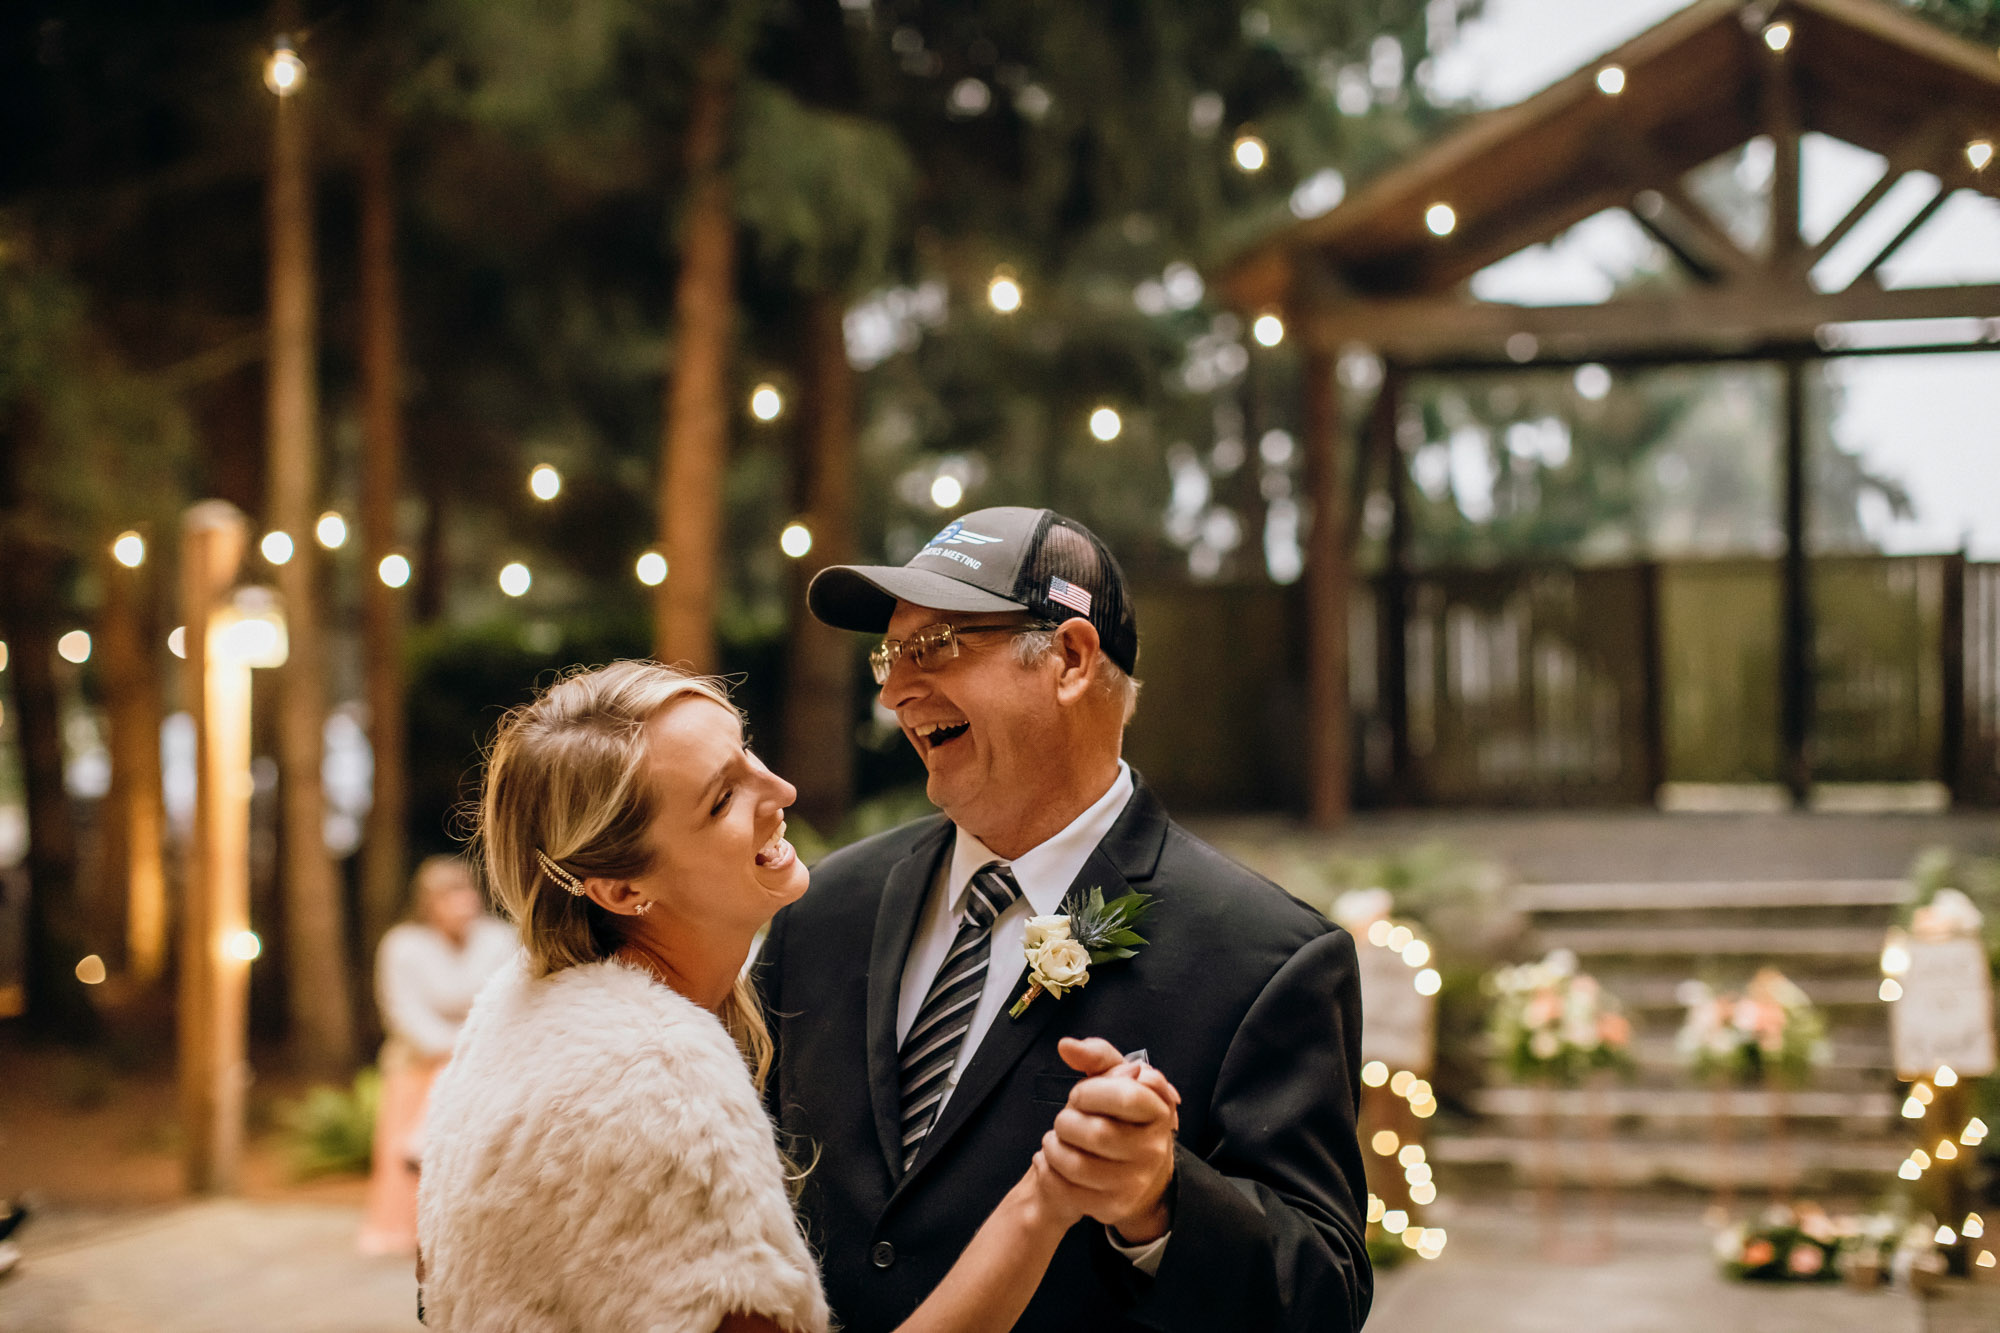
[357,855,515,1258]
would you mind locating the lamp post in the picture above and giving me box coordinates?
[178,503,288,1192]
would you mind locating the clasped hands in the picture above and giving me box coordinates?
[1030,1037,1181,1245]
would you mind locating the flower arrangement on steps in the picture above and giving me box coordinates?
[1676,968,1831,1088]
[1486,949,1634,1086]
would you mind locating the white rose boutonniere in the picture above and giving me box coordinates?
[1010,886,1155,1018]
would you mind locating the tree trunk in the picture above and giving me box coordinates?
[267,64,355,1072]
[1302,346,1350,829]
[782,291,858,833]
[358,121,408,968]
[100,548,168,987]
[0,527,97,1040]
[654,47,738,674]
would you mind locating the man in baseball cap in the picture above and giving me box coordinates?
[760,506,1372,1333]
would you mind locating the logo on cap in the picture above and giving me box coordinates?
[927,521,1004,548]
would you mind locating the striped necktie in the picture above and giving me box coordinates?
[897,861,1023,1172]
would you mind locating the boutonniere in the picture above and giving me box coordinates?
[1009,886,1155,1019]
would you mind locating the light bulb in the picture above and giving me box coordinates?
[635,551,667,586]
[315,511,347,549]
[378,553,412,588]
[1089,407,1122,442]
[750,384,783,421]
[1425,203,1457,237]
[261,530,294,565]
[1232,135,1267,172]
[529,464,562,501]
[264,40,305,97]
[987,274,1022,313]
[930,474,964,509]
[57,630,92,664]
[498,562,532,597]
[112,531,146,568]
[1596,65,1626,95]
[1252,313,1285,347]
[1762,21,1793,52]
[227,930,263,961]
[780,523,813,559]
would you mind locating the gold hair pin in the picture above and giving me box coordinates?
[536,849,586,896]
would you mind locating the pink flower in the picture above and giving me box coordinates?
[1787,1244,1825,1277]
[1743,1239,1776,1267]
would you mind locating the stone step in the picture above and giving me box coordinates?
[1432,1133,1909,1189]
[1471,1086,1897,1121]
[1534,924,1889,958]
[1597,975,1890,1010]
[1509,880,1910,914]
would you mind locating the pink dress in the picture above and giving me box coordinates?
[358,917,515,1257]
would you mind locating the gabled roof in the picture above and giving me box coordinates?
[1224,0,2000,328]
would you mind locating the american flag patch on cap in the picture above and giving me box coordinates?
[1047,576,1093,616]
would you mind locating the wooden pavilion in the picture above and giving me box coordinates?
[1223,0,2000,826]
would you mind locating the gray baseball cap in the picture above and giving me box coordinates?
[807,506,1140,674]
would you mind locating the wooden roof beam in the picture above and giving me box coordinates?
[1304,280,2000,364]
[1849,184,1953,288]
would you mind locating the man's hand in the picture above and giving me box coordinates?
[1039,1037,1181,1245]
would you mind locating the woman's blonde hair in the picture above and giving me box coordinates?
[476,660,774,1089]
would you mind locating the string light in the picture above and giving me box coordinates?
[1398,1144,1426,1167]
[1595,65,1626,95]
[1252,313,1285,347]
[1966,1214,1986,1239]
[378,553,412,588]
[1361,1060,1389,1087]
[1401,939,1431,968]
[1415,968,1443,996]
[1372,1130,1401,1155]
[529,464,562,501]
[1937,1138,1959,1161]
[780,523,813,559]
[750,384,784,421]
[1387,925,1414,952]
[1089,407,1123,442]
[1232,134,1267,172]
[1880,942,1911,975]
[1367,920,1392,947]
[1762,21,1793,52]
[636,551,668,586]
[0,641,7,671]
[1962,1117,1989,1145]
[112,531,146,568]
[1900,1159,1922,1180]
[1879,977,1903,1001]
[261,530,295,565]
[1382,1210,1408,1236]
[1425,203,1457,237]
[1367,1195,1386,1223]
[1969,140,1995,172]
[167,627,187,659]
[315,512,347,549]
[498,562,532,597]
[57,631,92,664]
[930,475,964,509]
[227,930,263,961]
[1937,1226,1958,1246]
[264,38,305,97]
[987,273,1022,313]
[1936,1065,1959,1087]
[75,955,107,985]
[1903,1095,1927,1119]
[1914,1082,1935,1105]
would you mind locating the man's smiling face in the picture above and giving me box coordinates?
[877,600,1059,847]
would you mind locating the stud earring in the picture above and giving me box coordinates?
[633,900,652,917]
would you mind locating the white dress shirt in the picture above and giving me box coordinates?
[375,916,518,1059]
[893,760,1169,1275]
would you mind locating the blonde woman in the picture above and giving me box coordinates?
[357,856,514,1258]
[418,661,1177,1333]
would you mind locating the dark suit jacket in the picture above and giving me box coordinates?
[757,778,1372,1332]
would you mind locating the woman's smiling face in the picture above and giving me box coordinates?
[627,697,806,934]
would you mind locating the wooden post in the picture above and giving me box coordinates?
[101,545,169,986]
[654,47,737,674]
[1638,560,1667,801]
[1940,552,1966,804]
[358,121,409,960]
[1778,357,1813,807]
[266,22,356,1071]
[179,502,250,1193]
[782,291,858,833]
[1376,368,1412,804]
[1302,344,1350,828]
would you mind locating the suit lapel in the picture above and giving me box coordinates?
[865,819,953,1183]
[895,780,1169,1192]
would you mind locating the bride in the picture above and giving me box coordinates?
[418,661,1178,1333]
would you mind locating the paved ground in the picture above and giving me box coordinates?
[0,1196,1967,1332]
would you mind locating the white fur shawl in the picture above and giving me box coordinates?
[418,957,829,1333]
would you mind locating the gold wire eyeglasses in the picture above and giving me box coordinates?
[869,621,1055,685]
